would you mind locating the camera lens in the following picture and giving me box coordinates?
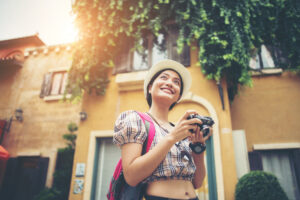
[202,126,210,137]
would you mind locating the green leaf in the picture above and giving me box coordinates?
[183,12,190,20]
[138,1,143,8]
[84,73,89,81]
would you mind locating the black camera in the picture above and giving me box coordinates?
[187,114,214,137]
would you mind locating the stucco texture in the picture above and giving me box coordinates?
[231,72,300,151]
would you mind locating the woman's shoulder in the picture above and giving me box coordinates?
[115,110,147,127]
[116,110,141,120]
[114,110,147,146]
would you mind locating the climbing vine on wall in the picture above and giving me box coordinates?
[68,0,300,101]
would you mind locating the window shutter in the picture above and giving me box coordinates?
[39,72,53,98]
[113,52,131,74]
[269,45,289,67]
[248,151,263,171]
[167,26,190,66]
[113,41,133,74]
[37,157,49,193]
[180,43,191,67]
[61,72,68,94]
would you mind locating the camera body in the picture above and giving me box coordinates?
[187,114,214,137]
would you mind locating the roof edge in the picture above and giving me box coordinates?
[0,34,45,48]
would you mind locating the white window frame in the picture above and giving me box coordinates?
[83,130,114,200]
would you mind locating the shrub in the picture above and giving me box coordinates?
[235,171,288,200]
[33,188,61,200]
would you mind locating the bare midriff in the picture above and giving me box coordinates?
[146,179,197,199]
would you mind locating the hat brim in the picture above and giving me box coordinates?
[144,59,192,101]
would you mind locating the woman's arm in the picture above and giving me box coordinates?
[121,135,174,186]
[190,127,213,189]
[192,152,206,189]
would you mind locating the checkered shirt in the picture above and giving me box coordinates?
[113,110,196,183]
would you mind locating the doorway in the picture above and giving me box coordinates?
[0,156,49,200]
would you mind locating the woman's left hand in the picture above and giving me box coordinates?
[189,125,213,144]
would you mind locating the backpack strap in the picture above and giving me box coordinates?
[107,112,156,200]
[137,111,155,153]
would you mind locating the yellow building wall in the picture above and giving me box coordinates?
[69,49,238,200]
[231,72,300,151]
[0,47,81,187]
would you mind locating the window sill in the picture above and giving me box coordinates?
[250,68,283,76]
[43,94,71,101]
[253,143,300,150]
[17,151,41,157]
[115,70,148,91]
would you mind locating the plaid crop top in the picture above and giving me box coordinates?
[113,110,196,183]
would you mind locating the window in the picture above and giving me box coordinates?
[40,69,69,100]
[249,149,300,200]
[249,45,275,70]
[249,45,288,70]
[132,34,168,71]
[113,25,190,74]
[49,71,68,95]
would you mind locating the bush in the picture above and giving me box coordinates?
[33,188,61,200]
[235,171,288,200]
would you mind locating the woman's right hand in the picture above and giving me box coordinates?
[168,110,203,143]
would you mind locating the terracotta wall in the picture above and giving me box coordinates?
[0,47,81,187]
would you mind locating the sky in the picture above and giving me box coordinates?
[0,0,78,45]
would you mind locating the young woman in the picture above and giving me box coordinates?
[113,59,213,200]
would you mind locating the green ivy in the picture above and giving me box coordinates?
[69,0,300,101]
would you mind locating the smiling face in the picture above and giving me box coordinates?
[148,69,183,108]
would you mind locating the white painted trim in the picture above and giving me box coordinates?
[251,68,282,76]
[48,67,70,72]
[115,71,147,91]
[253,143,300,150]
[232,130,250,179]
[43,94,71,101]
[83,130,114,200]
[17,151,41,156]
[181,92,225,200]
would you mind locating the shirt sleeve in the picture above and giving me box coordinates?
[113,110,148,147]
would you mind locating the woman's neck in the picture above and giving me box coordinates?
[148,103,169,124]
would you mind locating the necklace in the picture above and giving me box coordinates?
[146,112,171,132]
[147,113,186,155]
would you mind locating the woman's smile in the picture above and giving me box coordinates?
[150,70,181,103]
[161,87,175,94]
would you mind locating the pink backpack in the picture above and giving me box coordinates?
[107,112,155,200]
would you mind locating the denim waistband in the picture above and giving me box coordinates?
[144,195,199,200]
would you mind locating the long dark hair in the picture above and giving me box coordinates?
[146,69,184,110]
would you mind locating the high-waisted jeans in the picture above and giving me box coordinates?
[144,195,199,200]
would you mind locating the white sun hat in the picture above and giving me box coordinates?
[144,59,192,101]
